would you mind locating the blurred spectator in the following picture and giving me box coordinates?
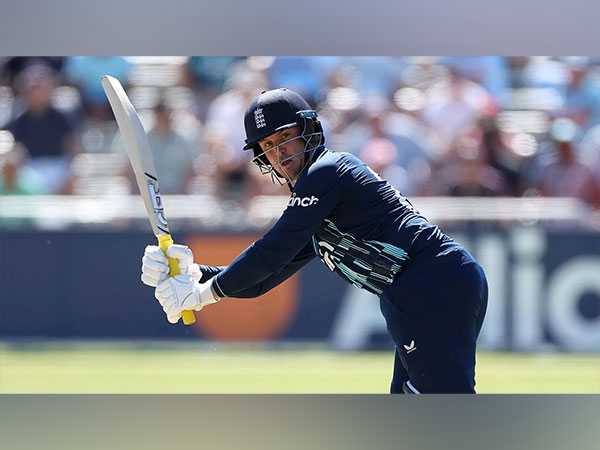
[387,89,438,189]
[269,57,339,104]
[341,57,405,98]
[401,58,447,91]
[511,56,568,90]
[506,56,530,88]
[359,137,413,193]
[66,58,133,154]
[0,137,45,228]
[65,57,131,109]
[441,57,509,102]
[535,119,600,207]
[182,57,244,121]
[338,94,433,194]
[422,68,495,153]
[479,117,525,195]
[184,57,243,92]
[112,100,200,194]
[78,101,119,154]
[148,101,200,194]
[315,69,364,153]
[1,57,64,88]
[7,63,80,193]
[430,126,509,196]
[579,123,600,181]
[0,137,45,195]
[557,62,600,128]
[446,156,510,197]
[359,99,393,151]
[204,62,268,203]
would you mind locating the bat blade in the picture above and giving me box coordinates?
[102,75,196,326]
[101,75,168,236]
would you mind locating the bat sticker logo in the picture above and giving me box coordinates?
[147,181,169,231]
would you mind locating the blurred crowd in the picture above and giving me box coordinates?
[1,56,600,209]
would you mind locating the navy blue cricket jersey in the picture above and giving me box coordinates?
[211,146,461,299]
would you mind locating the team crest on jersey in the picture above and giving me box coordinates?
[254,108,266,128]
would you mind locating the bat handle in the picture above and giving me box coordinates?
[158,234,197,325]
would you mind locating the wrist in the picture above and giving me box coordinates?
[195,277,222,309]
[209,278,223,302]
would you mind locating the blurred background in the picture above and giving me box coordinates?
[1,56,600,393]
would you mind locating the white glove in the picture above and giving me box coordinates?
[155,276,221,324]
[141,244,202,287]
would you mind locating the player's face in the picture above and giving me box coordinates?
[258,126,306,181]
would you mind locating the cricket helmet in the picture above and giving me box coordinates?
[243,88,324,181]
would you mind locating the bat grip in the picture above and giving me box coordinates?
[158,234,197,325]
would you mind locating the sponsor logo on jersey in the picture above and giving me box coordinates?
[287,193,319,207]
[254,108,266,128]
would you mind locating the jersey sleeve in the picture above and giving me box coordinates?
[213,162,342,297]
[200,244,315,298]
[197,264,226,283]
[219,242,315,298]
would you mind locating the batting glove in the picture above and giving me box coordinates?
[155,277,221,324]
[141,244,202,287]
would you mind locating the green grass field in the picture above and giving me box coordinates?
[1,341,599,393]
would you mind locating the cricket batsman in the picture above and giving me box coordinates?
[140,88,488,393]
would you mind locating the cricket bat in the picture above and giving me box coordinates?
[101,75,196,325]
